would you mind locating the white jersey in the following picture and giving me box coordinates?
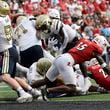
[50,19,79,54]
[14,16,42,51]
[26,62,44,85]
[0,15,13,52]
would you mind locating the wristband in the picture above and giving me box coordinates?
[101,63,107,68]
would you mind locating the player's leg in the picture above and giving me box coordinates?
[15,77,41,97]
[47,53,82,94]
[0,47,32,103]
[20,45,44,68]
[31,61,59,100]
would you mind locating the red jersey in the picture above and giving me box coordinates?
[88,64,110,90]
[68,38,103,64]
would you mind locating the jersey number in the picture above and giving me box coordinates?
[99,68,108,78]
[15,24,28,38]
[76,42,88,50]
[4,25,13,41]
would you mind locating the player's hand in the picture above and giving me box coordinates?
[48,37,58,49]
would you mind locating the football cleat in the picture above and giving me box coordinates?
[29,88,41,98]
[97,87,108,93]
[41,86,49,101]
[16,93,33,103]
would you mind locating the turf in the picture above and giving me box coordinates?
[0,82,110,102]
[49,92,110,101]
[0,82,17,99]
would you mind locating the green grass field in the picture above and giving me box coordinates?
[50,93,110,101]
[0,82,110,102]
[0,82,17,99]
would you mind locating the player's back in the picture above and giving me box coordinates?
[0,15,13,52]
[27,62,44,85]
[88,64,110,90]
[14,17,41,51]
[68,38,103,64]
[51,19,78,42]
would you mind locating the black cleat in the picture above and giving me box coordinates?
[41,86,49,101]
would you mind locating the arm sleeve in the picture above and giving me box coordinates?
[58,27,69,54]
[16,62,29,73]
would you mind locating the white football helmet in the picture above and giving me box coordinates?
[0,1,10,16]
[51,19,63,34]
[36,58,52,76]
[48,8,60,19]
[92,35,109,53]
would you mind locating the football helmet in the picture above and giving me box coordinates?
[35,14,52,33]
[48,9,60,19]
[0,1,10,15]
[92,35,109,51]
[51,19,63,34]
[36,58,52,76]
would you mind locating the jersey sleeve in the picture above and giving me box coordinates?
[26,63,37,84]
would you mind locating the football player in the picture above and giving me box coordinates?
[16,57,106,99]
[14,15,44,68]
[0,1,33,103]
[17,58,92,97]
[35,14,80,55]
[31,35,110,96]
[14,15,55,67]
[16,58,57,100]
[26,58,52,85]
[87,59,110,91]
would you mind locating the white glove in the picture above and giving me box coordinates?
[48,37,58,49]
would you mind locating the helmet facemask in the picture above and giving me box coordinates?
[92,35,110,54]
[36,22,51,34]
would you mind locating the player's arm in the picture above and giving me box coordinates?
[79,62,88,78]
[16,62,29,73]
[93,52,110,74]
[60,28,68,50]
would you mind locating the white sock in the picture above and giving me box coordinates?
[16,87,26,96]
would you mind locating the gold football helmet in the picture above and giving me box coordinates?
[35,14,52,33]
[0,1,10,15]
[36,58,52,76]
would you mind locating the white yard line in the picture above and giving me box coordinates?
[0,91,14,92]
[0,86,9,88]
